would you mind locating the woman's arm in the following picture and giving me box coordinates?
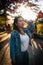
[10,32,16,61]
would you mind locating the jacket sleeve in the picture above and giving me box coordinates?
[10,32,16,60]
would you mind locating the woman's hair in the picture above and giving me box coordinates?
[13,16,23,32]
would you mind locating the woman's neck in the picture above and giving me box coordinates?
[19,28,25,35]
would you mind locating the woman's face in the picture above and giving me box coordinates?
[16,17,24,29]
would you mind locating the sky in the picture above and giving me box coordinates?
[0,0,43,22]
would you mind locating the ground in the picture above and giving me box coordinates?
[0,31,43,65]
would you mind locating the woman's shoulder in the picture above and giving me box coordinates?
[11,30,19,36]
[24,28,30,33]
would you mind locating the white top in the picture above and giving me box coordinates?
[20,33,29,52]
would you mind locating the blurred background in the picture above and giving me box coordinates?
[0,0,43,65]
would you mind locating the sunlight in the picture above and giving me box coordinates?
[17,4,37,21]
[38,44,43,51]
[32,39,38,49]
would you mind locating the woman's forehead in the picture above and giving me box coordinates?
[18,17,23,21]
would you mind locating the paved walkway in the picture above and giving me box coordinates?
[0,32,43,65]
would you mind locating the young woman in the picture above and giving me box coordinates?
[10,16,31,65]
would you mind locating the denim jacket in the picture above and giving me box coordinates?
[10,28,31,60]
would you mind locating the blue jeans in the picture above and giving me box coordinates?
[15,51,29,65]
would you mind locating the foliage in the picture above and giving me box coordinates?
[35,18,43,35]
[0,16,5,26]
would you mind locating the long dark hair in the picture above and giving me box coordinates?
[13,16,23,32]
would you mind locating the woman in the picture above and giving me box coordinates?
[10,16,31,65]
